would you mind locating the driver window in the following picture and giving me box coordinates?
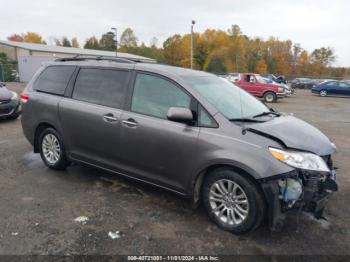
[131,73,191,120]
[245,75,254,82]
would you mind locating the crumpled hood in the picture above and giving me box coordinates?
[248,115,336,156]
[0,86,12,101]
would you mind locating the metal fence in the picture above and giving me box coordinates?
[0,64,4,82]
[0,62,18,82]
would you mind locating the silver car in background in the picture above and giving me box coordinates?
[0,82,21,120]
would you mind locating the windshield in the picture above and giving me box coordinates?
[184,75,269,119]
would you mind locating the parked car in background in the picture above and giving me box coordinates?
[21,57,338,234]
[291,78,316,89]
[310,79,335,89]
[235,73,285,102]
[311,81,350,97]
[262,77,293,96]
[261,74,287,84]
[0,83,22,120]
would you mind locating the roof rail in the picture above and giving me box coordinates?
[95,56,136,63]
[54,54,155,64]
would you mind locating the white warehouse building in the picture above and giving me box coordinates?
[0,40,156,82]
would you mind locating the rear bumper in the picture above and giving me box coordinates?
[20,105,35,146]
[260,168,338,231]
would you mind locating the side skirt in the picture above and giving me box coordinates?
[69,156,188,197]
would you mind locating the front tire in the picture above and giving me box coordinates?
[320,90,327,97]
[39,128,69,170]
[202,169,266,234]
[263,91,277,103]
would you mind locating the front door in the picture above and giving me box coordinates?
[118,73,200,192]
[238,75,254,95]
[324,81,339,95]
[59,67,131,169]
[244,74,262,96]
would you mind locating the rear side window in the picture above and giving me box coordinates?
[34,66,76,95]
[339,82,350,88]
[72,68,129,109]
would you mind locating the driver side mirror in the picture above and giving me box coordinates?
[167,107,193,124]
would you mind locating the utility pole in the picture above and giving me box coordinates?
[235,55,238,72]
[190,20,195,69]
[111,27,118,56]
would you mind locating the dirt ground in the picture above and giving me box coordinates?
[0,83,349,256]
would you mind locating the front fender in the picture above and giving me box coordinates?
[187,126,295,195]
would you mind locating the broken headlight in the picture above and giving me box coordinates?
[269,147,330,172]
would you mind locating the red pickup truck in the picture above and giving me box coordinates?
[233,73,285,102]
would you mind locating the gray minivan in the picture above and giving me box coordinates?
[21,57,338,234]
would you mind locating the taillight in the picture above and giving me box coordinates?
[20,93,29,103]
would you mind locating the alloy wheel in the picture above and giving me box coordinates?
[209,179,249,225]
[42,133,61,165]
[320,90,327,97]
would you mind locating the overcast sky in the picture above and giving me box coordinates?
[0,0,349,66]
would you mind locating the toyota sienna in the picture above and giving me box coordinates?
[21,57,338,234]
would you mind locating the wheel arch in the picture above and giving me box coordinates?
[33,122,57,153]
[190,163,266,208]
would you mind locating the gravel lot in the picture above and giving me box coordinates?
[0,83,349,256]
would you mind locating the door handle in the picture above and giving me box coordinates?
[122,118,137,127]
[103,113,118,122]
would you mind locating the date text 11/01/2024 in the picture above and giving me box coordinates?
[127,255,219,261]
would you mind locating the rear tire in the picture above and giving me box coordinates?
[263,91,277,103]
[202,168,266,234]
[39,128,69,170]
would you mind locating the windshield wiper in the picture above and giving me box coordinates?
[253,111,281,118]
[229,118,265,123]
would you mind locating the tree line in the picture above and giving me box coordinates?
[6,25,350,78]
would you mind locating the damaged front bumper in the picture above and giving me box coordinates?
[260,167,338,231]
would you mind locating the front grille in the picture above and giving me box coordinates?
[305,180,321,193]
